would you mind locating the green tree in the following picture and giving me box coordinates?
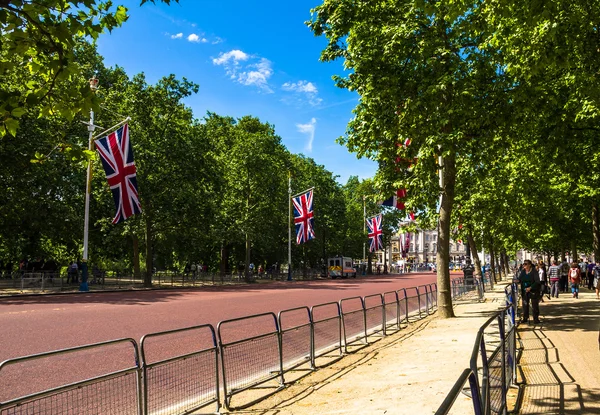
[0,0,176,137]
[309,0,504,317]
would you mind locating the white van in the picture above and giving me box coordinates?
[328,256,357,279]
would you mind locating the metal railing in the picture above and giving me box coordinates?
[435,283,518,415]
[140,325,219,415]
[0,338,141,415]
[1,277,480,415]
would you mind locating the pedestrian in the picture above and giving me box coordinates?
[569,262,581,299]
[67,261,78,284]
[593,264,600,300]
[560,260,569,293]
[516,259,541,324]
[537,261,548,301]
[579,259,587,286]
[548,260,561,298]
[588,262,595,290]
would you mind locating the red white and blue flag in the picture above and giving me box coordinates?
[381,188,407,210]
[367,213,383,252]
[293,189,315,244]
[94,123,141,224]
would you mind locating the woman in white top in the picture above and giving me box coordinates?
[537,261,549,301]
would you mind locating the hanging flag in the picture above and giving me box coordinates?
[293,189,315,244]
[367,213,383,252]
[381,188,407,210]
[400,232,411,258]
[94,123,142,224]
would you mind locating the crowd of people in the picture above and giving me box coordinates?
[515,258,600,324]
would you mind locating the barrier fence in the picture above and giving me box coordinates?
[1,278,481,415]
[0,338,141,415]
[435,283,518,415]
[140,325,219,415]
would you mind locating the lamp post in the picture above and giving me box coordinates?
[80,75,99,292]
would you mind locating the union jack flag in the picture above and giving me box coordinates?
[293,189,315,244]
[367,214,383,252]
[94,124,141,224]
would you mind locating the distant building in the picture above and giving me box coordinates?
[375,225,467,265]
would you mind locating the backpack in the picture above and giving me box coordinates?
[570,268,579,282]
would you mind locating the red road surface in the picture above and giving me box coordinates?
[0,272,459,401]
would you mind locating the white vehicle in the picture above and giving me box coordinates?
[328,256,357,279]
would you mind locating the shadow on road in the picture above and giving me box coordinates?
[0,273,449,306]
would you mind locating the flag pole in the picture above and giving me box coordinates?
[81,76,99,292]
[363,195,366,264]
[288,172,292,281]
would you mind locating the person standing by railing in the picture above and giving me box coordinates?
[516,260,541,324]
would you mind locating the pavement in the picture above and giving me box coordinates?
[516,287,600,414]
[218,282,600,415]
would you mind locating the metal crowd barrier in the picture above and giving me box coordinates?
[311,302,343,364]
[435,283,518,415]
[0,278,457,415]
[405,286,421,319]
[0,339,141,415]
[364,294,385,338]
[340,296,368,352]
[140,325,219,415]
[217,313,283,411]
[278,306,313,372]
[383,291,401,334]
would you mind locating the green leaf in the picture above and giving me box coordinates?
[5,118,19,137]
[11,107,27,117]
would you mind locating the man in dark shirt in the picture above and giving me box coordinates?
[517,259,542,324]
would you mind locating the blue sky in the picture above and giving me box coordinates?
[96,0,377,184]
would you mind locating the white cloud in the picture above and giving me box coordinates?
[282,81,317,94]
[187,33,207,43]
[212,49,249,65]
[282,80,322,106]
[170,32,183,39]
[213,51,273,92]
[212,37,224,44]
[238,58,273,92]
[296,118,317,152]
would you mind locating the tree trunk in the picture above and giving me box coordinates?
[220,242,229,279]
[245,232,251,283]
[467,230,482,278]
[144,213,153,288]
[489,242,496,283]
[570,240,578,264]
[132,236,141,280]
[503,250,511,275]
[561,249,566,263]
[368,253,372,275]
[436,152,456,318]
[593,203,600,263]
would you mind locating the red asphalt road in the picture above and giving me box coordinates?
[0,271,460,401]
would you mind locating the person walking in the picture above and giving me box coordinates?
[569,262,582,299]
[516,259,542,324]
[593,263,600,300]
[537,261,548,301]
[548,260,561,298]
[588,262,596,290]
[560,260,569,293]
